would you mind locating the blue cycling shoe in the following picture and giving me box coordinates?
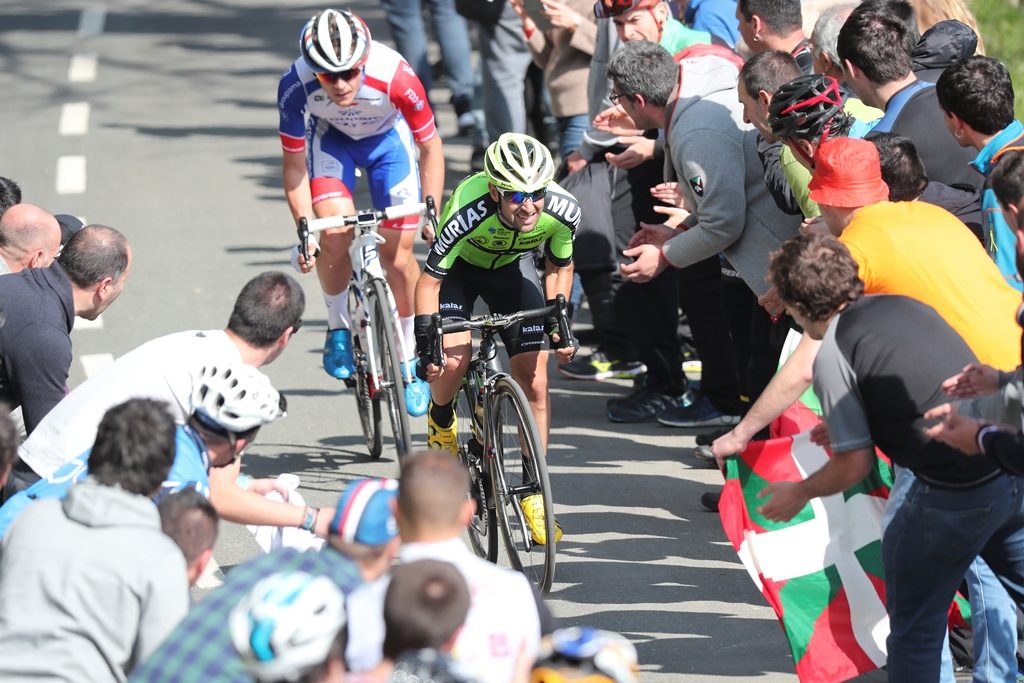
[323,328,355,380]
[403,359,430,417]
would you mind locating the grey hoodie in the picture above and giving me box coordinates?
[0,479,188,682]
[661,51,801,295]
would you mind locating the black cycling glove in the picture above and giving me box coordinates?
[414,314,436,379]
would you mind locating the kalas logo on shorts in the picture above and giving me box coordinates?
[520,324,544,335]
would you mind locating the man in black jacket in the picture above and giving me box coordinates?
[0,225,131,437]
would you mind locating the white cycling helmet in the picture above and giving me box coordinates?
[484,133,556,193]
[299,8,371,73]
[230,572,346,683]
[191,364,285,434]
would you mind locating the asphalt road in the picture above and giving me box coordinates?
[0,2,887,680]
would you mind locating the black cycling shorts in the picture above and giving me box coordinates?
[439,256,547,357]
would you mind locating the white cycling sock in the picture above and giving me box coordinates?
[324,289,351,331]
[400,315,416,363]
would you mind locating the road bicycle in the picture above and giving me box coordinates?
[424,294,571,592]
[297,199,437,460]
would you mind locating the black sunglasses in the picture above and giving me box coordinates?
[609,92,633,104]
[497,187,547,204]
[316,68,361,83]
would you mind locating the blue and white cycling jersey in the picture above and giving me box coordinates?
[0,426,210,538]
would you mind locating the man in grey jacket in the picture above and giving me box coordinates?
[610,40,800,415]
[0,399,188,682]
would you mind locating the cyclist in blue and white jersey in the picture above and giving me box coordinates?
[279,8,444,417]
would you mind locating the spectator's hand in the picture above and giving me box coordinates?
[758,481,808,522]
[593,106,641,136]
[757,285,785,319]
[923,402,984,455]
[542,0,582,31]
[564,150,589,175]
[627,222,676,249]
[652,204,689,228]
[650,181,687,208]
[605,136,654,169]
[619,243,667,283]
[314,506,336,538]
[508,0,537,31]
[248,477,293,500]
[711,429,748,470]
[942,363,1000,399]
[800,215,830,236]
[809,421,830,448]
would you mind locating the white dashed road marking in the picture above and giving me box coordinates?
[59,102,90,135]
[196,558,224,590]
[67,53,98,82]
[56,156,86,194]
[74,314,103,330]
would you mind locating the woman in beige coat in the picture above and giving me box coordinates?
[510,0,597,158]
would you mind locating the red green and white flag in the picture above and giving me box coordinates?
[720,431,894,683]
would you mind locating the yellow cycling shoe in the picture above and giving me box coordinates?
[427,408,458,457]
[520,493,563,545]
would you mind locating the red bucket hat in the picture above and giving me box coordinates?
[808,138,890,208]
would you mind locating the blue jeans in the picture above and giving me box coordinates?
[380,0,476,105]
[885,467,1020,682]
[556,114,588,159]
[883,473,1024,683]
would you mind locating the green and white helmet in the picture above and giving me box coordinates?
[484,133,555,193]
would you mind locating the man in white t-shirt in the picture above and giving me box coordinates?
[346,450,551,683]
[7,272,304,498]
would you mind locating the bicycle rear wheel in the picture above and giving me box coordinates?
[352,338,383,458]
[370,279,412,460]
[489,376,556,592]
[454,379,497,561]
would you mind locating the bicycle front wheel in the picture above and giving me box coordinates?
[370,279,412,460]
[455,379,497,561]
[489,376,556,592]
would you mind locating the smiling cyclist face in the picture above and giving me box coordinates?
[490,184,546,232]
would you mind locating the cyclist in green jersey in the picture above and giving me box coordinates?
[414,134,579,539]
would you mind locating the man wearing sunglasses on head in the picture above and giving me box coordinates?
[278,8,444,418]
[413,134,579,541]
[0,365,336,540]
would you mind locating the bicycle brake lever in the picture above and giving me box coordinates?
[423,196,439,242]
[297,217,310,264]
[416,312,444,381]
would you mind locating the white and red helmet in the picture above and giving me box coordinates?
[299,8,371,73]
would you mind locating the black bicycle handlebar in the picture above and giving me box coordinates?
[425,294,572,369]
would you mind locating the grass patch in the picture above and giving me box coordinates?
[974,0,1024,116]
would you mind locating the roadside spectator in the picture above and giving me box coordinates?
[0,176,21,216]
[911,0,984,53]
[0,399,188,682]
[866,132,983,241]
[912,19,978,83]
[836,0,978,188]
[612,41,800,423]
[474,3,533,142]
[131,477,400,682]
[376,557,471,679]
[346,451,548,683]
[0,224,131,438]
[937,55,1024,291]
[532,627,639,683]
[231,572,349,683]
[0,202,60,274]
[15,271,303,494]
[380,0,479,136]
[158,488,218,588]
[757,232,1024,682]
[734,0,810,66]
[509,0,597,158]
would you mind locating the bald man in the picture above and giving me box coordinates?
[0,204,61,275]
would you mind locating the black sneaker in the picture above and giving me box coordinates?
[607,389,680,423]
[700,490,721,512]
[559,351,646,381]
[657,395,741,428]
